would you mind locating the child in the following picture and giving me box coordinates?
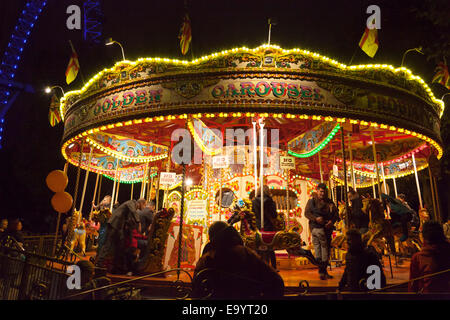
[124,222,148,275]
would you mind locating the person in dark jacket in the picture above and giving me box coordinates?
[0,219,8,241]
[348,190,369,234]
[252,185,278,269]
[409,221,450,293]
[382,193,413,242]
[96,199,146,273]
[305,183,339,280]
[137,201,155,235]
[192,221,284,299]
[338,229,386,292]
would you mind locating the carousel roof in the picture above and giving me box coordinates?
[58,44,443,185]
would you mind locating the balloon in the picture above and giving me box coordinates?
[46,170,68,192]
[51,192,73,213]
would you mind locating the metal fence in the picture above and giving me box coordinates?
[22,234,61,257]
[0,243,70,300]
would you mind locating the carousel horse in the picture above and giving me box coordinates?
[135,207,175,274]
[363,197,423,256]
[227,199,319,266]
[70,220,87,256]
[334,198,396,255]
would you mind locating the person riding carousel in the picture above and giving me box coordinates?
[347,189,369,234]
[252,185,278,269]
[381,193,414,242]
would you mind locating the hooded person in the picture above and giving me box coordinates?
[192,221,284,299]
[409,221,450,293]
[338,229,386,292]
[252,186,278,231]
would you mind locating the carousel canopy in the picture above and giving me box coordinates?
[59,45,443,184]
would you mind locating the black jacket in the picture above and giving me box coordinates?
[338,246,386,291]
[193,226,284,299]
[252,195,278,231]
[108,200,140,233]
[305,197,338,230]
[137,208,154,232]
[350,197,368,229]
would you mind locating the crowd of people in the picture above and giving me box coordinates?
[192,183,450,297]
[0,218,25,250]
[91,196,155,275]
[1,182,450,299]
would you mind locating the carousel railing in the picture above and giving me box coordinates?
[0,239,71,300]
[22,234,62,257]
[62,267,277,300]
[62,268,194,300]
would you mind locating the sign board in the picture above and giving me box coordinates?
[280,156,295,170]
[159,172,177,185]
[186,199,208,221]
[212,155,229,169]
[333,164,339,177]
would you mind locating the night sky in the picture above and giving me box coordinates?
[0,0,448,233]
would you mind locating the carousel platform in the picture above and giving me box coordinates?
[96,255,411,298]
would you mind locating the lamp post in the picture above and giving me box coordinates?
[45,86,65,96]
[441,93,450,101]
[105,38,126,61]
[400,47,424,67]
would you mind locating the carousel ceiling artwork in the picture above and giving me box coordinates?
[57,44,443,185]
[85,131,168,163]
[188,117,223,156]
[288,121,340,158]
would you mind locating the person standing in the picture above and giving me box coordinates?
[305,183,339,280]
[5,219,24,248]
[252,185,278,269]
[96,199,146,273]
[138,200,155,235]
[409,221,450,293]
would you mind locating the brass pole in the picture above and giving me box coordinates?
[340,126,350,228]
[428,165,437,220]
[130,182,134,200]
[412,153,423,209]
[348,133,355,190]
[433,177,441,222]
[90,173,100,220]
[370,129,382,199]
[318,151,323,183]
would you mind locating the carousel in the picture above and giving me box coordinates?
[56,44,444,273]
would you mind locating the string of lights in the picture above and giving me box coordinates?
[0,0,47,149]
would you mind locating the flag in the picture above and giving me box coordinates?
[359,25,379,58]
[432,61,450,90]
[179,14,192,55]
[48,94,61,127]
[65,45,80,84]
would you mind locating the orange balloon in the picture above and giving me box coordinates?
[46,170,68,192]
[51,192,73,213]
